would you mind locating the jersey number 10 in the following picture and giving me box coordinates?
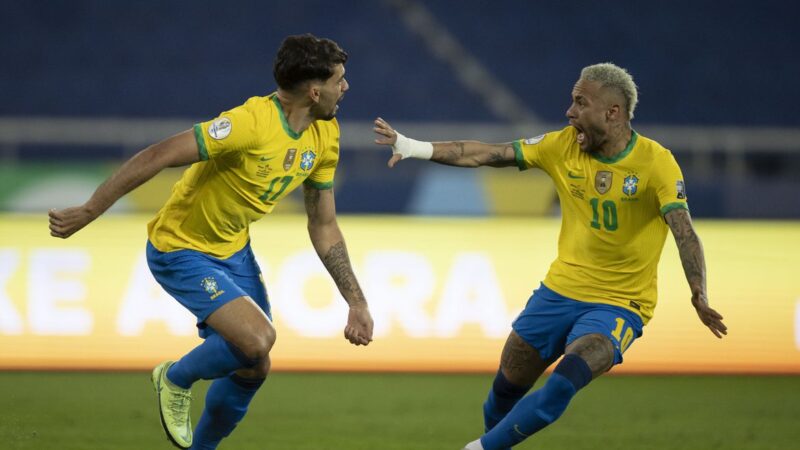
[589,198,618,231]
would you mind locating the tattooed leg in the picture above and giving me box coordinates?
[483,331,550,432]
[500,330,551,386]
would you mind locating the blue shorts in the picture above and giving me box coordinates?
[146,240,271,338]
[512,283,643,366]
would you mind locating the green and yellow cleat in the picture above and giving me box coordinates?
[151,361,193,449]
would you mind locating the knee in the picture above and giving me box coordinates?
[237,355,271,379]
[239,322,277,362]
[566,333,614,375]
[492,368,531,400]
[500,364,536,387]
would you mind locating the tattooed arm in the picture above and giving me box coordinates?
[429,141,516,168]
[373,117,517,168]
[303,184,373,346]
[665,208,727,338]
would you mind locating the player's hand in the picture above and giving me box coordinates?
[373,117,403,168]
[692,292,727,338]
[344,302,374,346]
[49,206,96,239]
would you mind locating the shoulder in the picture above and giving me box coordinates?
[240,95,273,119]
[559,125,578,139]
[635,132,679,167]
[217,95,273,131]
[312,117,341,143]
[317,117,340,133]
[635,132,669,156]
[523,126,575,143]
[518,126,575,149]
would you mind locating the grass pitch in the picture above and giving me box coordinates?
[1,371,797,449]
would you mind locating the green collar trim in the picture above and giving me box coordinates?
[592,130,638,164]
[271,94,302,140]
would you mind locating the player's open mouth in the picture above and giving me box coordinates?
[573,125,586,144]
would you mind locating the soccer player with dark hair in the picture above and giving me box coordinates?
[374,63,727,450]
[49,33,373,449]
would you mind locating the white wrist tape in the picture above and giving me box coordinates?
[394,132,433,160]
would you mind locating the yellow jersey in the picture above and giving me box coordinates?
[513,126,688,323]
[148,94,340,258]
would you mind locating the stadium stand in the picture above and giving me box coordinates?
[1,0,798,217]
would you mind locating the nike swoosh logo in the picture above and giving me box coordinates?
[260,156,274,162]
[513,424,531,437]
[567,171,585,179]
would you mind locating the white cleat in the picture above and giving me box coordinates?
[462,438,485,450]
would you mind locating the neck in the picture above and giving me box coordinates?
[276,90,315,134]
[596,123,632,159]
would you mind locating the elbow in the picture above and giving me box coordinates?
[307,218,336,235]
[306,219,318,235]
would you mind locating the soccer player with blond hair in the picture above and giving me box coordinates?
[375,62,727,450]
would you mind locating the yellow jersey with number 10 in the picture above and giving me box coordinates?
[513,126,688,324]
[147,94,340,259]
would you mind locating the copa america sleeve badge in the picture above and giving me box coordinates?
[676,180,686,199]
[208,118,232,140]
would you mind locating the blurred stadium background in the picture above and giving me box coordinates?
[1,1,799,449]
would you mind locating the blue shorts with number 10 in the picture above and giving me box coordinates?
[512,283,644,366]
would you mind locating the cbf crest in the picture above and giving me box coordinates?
[623,174,639,196]
[595,171,613,194]
[201,276,225,300]
[300,149,317,171]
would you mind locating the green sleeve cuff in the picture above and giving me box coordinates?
[512,141,527,171]
[193,124,209,161]
[660,202,689,216]
[304,179,334,190]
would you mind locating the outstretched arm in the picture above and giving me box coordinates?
[303,184,373,346]
[373,117,516,168]
[665,208,727,338]
[49,130,201,238]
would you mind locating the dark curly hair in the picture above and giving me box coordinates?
[273,34,348,91]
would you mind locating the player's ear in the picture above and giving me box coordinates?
[308,83,322,104]
[606,104,621,122]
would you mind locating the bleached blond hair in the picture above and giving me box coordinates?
[580,63,639,120]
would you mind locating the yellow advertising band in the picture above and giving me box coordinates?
[1,215,798,374]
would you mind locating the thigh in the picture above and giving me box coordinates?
[205,295,274,352]
[567,304,644,370]
[511,284,578,363]
[147,242,252,324]
[499,330,551,386]
[227,246,272,321]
